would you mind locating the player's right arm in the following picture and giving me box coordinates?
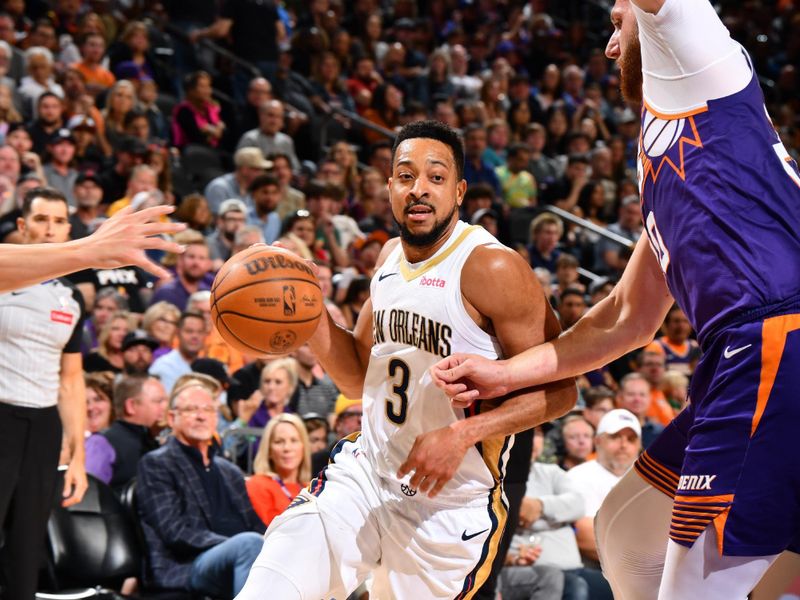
[307,238,401,399]
[432,235,673,403]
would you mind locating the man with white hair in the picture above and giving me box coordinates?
[18,46,64,118]
[136,380,264,597]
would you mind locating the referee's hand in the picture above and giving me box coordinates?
[62,459,88,507]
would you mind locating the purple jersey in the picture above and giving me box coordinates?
[639,63,800,346]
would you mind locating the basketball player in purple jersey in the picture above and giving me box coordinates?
[432,0,800,597]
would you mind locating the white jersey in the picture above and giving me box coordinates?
[0,279,84,408]
[361,220,512,508]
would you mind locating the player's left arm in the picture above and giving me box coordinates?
[58,352,89,507]
[398,246,577,497]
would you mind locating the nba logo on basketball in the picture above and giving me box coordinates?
[283,285,296,316]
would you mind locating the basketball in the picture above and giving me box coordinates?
[210,246,324,357]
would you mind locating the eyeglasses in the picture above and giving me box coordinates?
[173,405,217,415]
[157,317,178,326]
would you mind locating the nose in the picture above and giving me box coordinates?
[409,175,428,200]
[605,31,619,60]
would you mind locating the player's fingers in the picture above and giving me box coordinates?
[451,390,480,406]
[130,204,176,222]
[408,469,427,490]
[136,221,187,238]
[439,381,467,396]
[137,259,173,280]
[427,479,446,499]
[396,458,412,480]
[62,475,74,499]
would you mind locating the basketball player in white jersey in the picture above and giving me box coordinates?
[0,203,184,292]
[433,0,800,598]
[236,120,577,599]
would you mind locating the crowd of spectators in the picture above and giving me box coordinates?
[0,0,797,598]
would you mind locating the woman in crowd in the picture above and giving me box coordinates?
[171,70,224,150]
[82,288,129,355]
[84,311,138,373]
[424,49,455,108]
[84,371,115,435]
[102,79,136,149]
[141,301,181,360]
[0,82,22,142]
[173,193,213,234]
[238,358,299,429]
[361,83,402,145]
[107,21,156,83]
[246,413,312,527]
[349,167,383,222]
[327,140,359,201]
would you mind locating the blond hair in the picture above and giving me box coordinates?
[253,413,312,483]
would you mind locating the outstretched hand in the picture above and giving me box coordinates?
[430,353,510,408]
[87,205,186,279]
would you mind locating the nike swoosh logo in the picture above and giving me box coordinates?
[461,528,489,541]
[378,272,398,282]
[723,344,752,359]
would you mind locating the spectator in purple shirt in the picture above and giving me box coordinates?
[150,238,212,311]
[84,375,168,491]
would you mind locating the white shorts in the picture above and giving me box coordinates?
[251,434,507,599]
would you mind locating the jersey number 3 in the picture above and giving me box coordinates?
[386,359,409,425]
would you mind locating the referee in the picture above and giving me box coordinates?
[0,187,88,599]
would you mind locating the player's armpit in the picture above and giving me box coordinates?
[458,245,577,429]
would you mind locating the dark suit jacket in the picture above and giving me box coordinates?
[135,437,265,590]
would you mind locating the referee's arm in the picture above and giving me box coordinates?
[57,352,88,507]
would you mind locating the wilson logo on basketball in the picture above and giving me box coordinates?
[419,276,446,288]
[283,285,296,316]
[245,255,315,277]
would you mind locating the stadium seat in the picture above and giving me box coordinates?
[508,206,542,247]
[38,470,198,600]
[181,144,226,190]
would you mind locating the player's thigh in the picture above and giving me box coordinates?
[376,487,506,600]
[595,467,673,600]
[751,550,800,600]
[673,318,800,556]
[659,527,778,600]
[249,442,382,598]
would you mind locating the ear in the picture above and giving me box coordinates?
[455,179,467,207]
[124,397,137,417]
[16,216,25,235]
[166,405,177,429]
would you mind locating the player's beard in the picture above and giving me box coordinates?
[397,202,459,248]
[619,31,644,106]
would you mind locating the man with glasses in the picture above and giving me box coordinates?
[136,378,265,597]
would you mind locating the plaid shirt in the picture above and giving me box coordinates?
[135,437,265,590]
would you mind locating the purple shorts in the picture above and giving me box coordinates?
[635,314,800,556]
